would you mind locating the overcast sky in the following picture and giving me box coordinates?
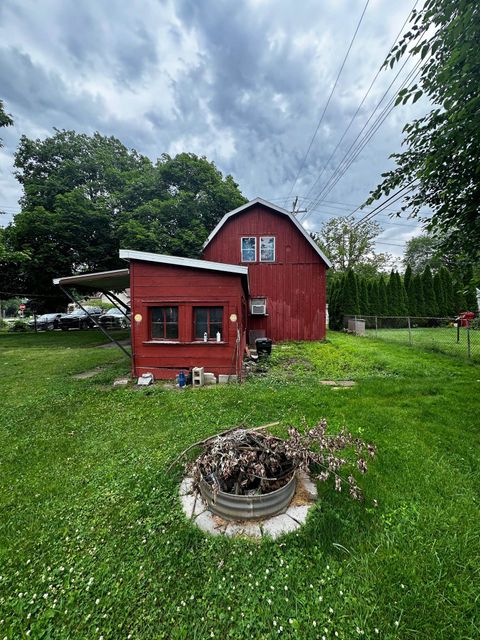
[0,0,428,260]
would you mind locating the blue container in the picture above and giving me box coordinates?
[178,371,186,387]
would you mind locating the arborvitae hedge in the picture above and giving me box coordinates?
[327,266,477,329]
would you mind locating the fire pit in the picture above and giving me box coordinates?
[199,472,296,520]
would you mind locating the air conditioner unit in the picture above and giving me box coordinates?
[251,298,267,315]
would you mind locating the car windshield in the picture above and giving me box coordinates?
[105,308,122,315]
[69,310,85,317]
[36,314,49,321]
[44,313,59,320]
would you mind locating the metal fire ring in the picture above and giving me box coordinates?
[199,473,297,521]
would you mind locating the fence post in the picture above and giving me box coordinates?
[457,322,460,344]
[375,316,378,338]
[407,316,412,346]
[467,326,471,359]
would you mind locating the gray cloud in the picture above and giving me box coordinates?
[0,0,427,258]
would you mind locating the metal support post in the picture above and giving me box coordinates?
[467,326,471,359]
[407,316,412,346]
[375,316,378,338]
[58,285,131,359]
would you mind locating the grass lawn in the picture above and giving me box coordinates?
[0,330,479,639]
[364,326,480,363]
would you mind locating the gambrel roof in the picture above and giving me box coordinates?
[202,197,332,267]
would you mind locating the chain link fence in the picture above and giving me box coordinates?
[343,315,480,363]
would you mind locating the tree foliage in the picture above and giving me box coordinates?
[368,0,480,263]
[1,130,246,309]
[0,99,13,147]
[313,215,393,277]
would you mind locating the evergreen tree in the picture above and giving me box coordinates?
[396,271,408,315]
[378,277,388,316]
[341,269,360,317]
[422,266,439,317]
[440,267,455,316]
[368,280,380,316]
[453,280,467,313]
[387,270,398,316]
[404,264,416,315]
[463,264,478,311]
[412,274,425,318]
[358,278,369,316]
[433,272,446,316]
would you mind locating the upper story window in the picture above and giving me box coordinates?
[194,306,223,341]
[151,306,178,340]
[260,236,275,262]
[241,237,256,262]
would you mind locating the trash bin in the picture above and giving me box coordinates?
[255,337,273,355]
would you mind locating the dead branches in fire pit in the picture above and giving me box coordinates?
[186,419,376,501]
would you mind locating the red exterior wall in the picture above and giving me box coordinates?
[203,203,327,342]
[130,260,247,380]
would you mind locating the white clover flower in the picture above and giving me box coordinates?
[313,621,317,627]
[95,598,100,605]
[394,621,400,627]
[273,620,277,627]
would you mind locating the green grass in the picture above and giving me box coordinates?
[0,330,479,639]
[365,326,480,362]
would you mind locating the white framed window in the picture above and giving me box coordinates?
[260,236,275,262]
[241,237,256,262]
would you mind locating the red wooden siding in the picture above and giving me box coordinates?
[130,260,247,380]
[203,203,327,341]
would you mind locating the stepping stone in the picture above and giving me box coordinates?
[224,522,262,539]
[180,492,197,519]
[194,511,223,536]
[261,513,301,539]
[113,378,129,386]
[72,368,103,380]
[285,504,310,525]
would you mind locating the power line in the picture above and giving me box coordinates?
[351,184,416,229]
[300,57,423,222]
[287,0,371,198]
[303,0,418,203]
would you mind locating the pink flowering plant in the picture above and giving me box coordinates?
[187,419,376,501]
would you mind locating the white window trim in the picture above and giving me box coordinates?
[241,236,257,262]
[260,236,275,262]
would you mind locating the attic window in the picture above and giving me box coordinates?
[260,236,275,262]
[241,237,256,262]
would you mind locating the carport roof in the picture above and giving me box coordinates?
[53,268,130,290]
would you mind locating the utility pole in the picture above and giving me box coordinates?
[291,196,307,217]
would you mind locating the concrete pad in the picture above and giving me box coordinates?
[113,377,129,386]
[180,493,197,519]
[224,522,262,539]
[261,513,301,539]
[179,477,194,496]
[297,471,318,500]
[192,495,207,518]
[194,510,223,536]
[285,504,310,525]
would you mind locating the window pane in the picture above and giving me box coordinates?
[165,322,178,339]
[260,236,275,261]
[194,308,208,339]
[209,307,223,339]
[241,237,256,262]
[151,306,178,339]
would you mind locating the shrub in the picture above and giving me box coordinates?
[8,320,29,332]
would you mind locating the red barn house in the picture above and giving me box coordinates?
[54,198,330,380]
[202,198,331,343]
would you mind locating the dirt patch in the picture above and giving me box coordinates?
[320,380,356,387]
[72,367,104,380]
[96,339,131,349]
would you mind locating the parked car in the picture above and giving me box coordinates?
[98,307,130,329]
[28,313,64,331]
[58,307,103,330]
